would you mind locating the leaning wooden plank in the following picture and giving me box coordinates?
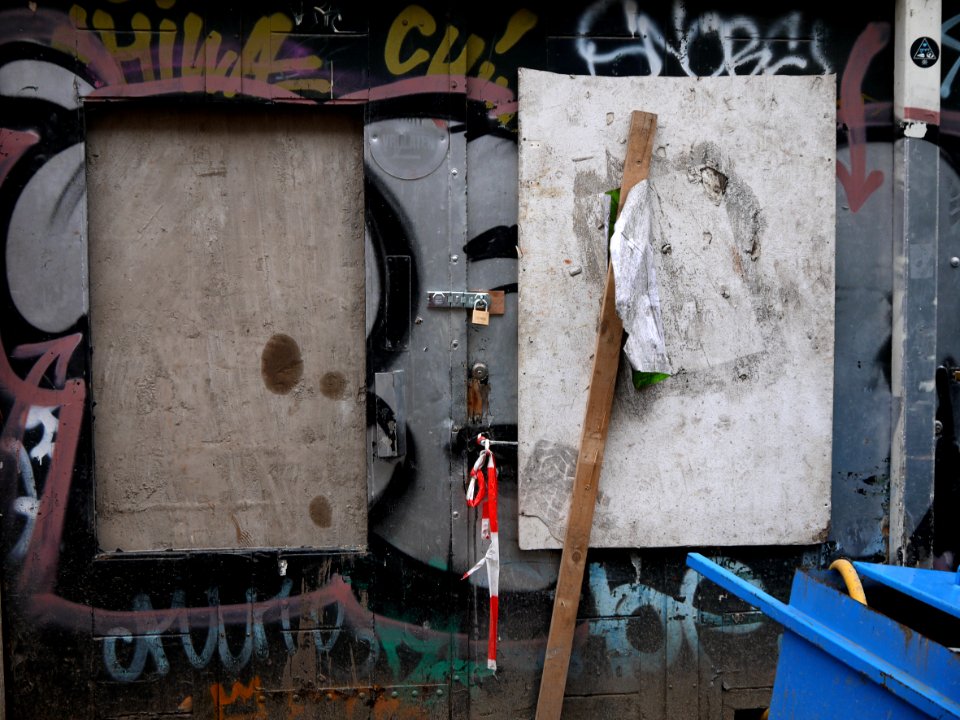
[534,110,657,720]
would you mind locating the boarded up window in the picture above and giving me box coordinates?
[87,106,366,552]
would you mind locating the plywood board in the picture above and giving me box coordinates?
[89,106,366,551]
[518,71,836,548]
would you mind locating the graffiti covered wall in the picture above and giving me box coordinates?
[0,0,954,717]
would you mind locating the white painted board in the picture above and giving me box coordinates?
[518,71,836,548]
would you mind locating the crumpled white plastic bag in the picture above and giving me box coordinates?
[608,180,671,376]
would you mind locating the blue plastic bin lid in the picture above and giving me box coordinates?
[853,561,960,620]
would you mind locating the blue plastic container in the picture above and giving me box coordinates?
[686,553,960,719]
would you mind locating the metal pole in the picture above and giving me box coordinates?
[889,0,942,565]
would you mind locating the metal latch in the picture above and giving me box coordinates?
[427,291,490,309]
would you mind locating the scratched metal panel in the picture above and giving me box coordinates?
[87,106,367,551]
[518,71,836,548]
[364,116,464,574]
[830,142,895,559]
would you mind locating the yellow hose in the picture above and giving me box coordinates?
[829,558,867,605]
[761,710,769,720]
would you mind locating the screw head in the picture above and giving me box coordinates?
[951,257,960,268]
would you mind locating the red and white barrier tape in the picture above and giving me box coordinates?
[463,433,499,671]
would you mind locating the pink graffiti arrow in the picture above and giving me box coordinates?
[836,22,890,213]
[837,22,890,212]
[0,128,40,188]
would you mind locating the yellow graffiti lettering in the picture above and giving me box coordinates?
[157,17,176,80]
[425,27,486,76]
[465,33,487,72]
[71,6,329,97]
[427,25,463,75]
[177,14,239,85]
[476,60,495,81]
[193,28,240,88]
[92,9,156,81]
[241,14,285,84]
[385,5,436,75]
[69,4,86,25]
[179,13,206,76]
[242,13,325,94]
[495,9,537,54]
[384,5,537,93]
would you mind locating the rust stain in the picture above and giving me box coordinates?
[229,512,253,547]
[261,333,303,394]
[319,370,348,399]
[372,696,427,720]
[730,243,745,279]
[210,677,265,720]
[309,495,332,528]
[467,378,483,422]
[285,692,306,720]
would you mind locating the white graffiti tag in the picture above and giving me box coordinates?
[576,0,832,77]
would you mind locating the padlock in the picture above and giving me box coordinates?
[472,297,490,326]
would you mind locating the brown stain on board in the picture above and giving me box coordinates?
[731,243,745,279]
[229,512,253,547]
[319,371,348,399]
[261,333,303,394]
[309,495,332,528]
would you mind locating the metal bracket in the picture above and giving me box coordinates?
[426,291,490,309]
[375,370,406,458]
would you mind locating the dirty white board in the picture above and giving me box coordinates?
[518,70,836,548]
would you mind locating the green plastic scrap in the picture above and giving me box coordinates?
[605,188,620,242]
[632,371,670,389]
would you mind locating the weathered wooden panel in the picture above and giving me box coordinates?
[88,106,366,551]
[518,71,836,548]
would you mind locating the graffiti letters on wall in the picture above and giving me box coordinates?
[574,0,831,77]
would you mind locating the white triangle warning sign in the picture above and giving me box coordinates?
[914,38,937,62]
[909,36,940,67]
